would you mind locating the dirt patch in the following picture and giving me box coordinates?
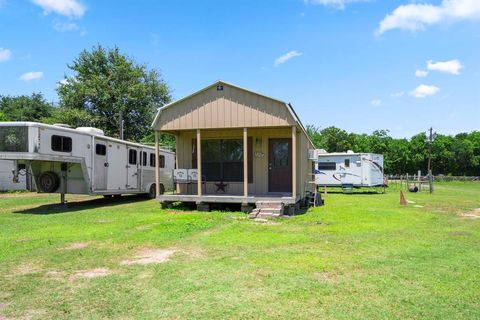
[0,303,7,310]
[313,272,339,284]
[462,208,480,220]
[13,238,33,243]
[14,263,42,276]
[45,270,68,281]
[63,242,89,250]
[95,219,112,223]
[73,268,112,279]
[121,248,176,265]
[449,231,472,236]
[253,219,280,225]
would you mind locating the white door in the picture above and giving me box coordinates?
[127,147,139,189]
[107,142,127,190]
[94,139,108,190]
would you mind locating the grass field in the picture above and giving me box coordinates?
[1,182,479,319]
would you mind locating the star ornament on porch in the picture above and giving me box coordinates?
[214,181,228,193]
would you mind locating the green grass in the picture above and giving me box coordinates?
[0,182,479,319]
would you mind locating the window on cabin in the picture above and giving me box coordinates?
[192,138,253,182]
[142,151,147,166]
[51,135,72,153]
[149,153,165,168]
[344,159,350,168]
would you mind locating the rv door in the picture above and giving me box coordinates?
[94,139,108,190]
[127,147,139,189]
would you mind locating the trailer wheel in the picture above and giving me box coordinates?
[37,171,60,193]
[147,183,164,199]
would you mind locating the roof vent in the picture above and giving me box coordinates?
[53,123,72,128]
[76,127,104,136]
[346,150,355,154]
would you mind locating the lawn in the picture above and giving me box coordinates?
[1,182,479,319]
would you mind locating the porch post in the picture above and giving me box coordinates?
[196,129,202,196]
[243,127,248,198]
[175,134,180,193]
[291,126,297,200]
[155,130,160,197]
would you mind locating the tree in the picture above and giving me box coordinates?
[0,112,7,121]
[57,45,171,141]
[42,107,100,129]
[0,93,53,122]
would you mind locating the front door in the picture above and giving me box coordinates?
[94,139,108,190]
[268,138,292,192]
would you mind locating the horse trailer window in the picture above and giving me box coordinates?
[160,155,165,168]
[344,159,350,168]
[51,135,72,153]
[318,162,336,170]
[0,126,28,152]
[150,153,155,167]
[142,151,147,166]
[128,149,137,165]
[95,144,106,155]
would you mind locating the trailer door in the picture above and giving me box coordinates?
[94,139,108,190]
[127,147,139,189]
[107,142,127,190]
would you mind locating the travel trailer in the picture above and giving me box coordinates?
[0,122,174,201]
[151,81,315,215]
[311,150,384,187]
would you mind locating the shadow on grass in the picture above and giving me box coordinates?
[13,195,150,215]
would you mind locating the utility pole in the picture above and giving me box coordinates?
[119,112,124,140]
[427,127,434,193]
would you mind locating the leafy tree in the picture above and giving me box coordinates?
[57,45,171,141]
[0,93,53,122]
[42,107,100,129]
[0,111,7,121]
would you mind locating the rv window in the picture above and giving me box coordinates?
[160,155,165,168]
[150,153,155,167]
[142,151,147,166]
[148,153,165,168]
[344,159,350,168]
[51,135,72,153]
[95,144,106,156]
[317,162,336,171]
[128,149,137,165]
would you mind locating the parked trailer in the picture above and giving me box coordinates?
[0,160,28,191]
[311,150,384,187]
[0,122,174,201]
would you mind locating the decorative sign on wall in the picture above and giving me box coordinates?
[254,151,265,158]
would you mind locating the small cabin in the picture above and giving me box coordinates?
[151,81,314,211]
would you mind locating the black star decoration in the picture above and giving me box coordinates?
[215,181,228,193]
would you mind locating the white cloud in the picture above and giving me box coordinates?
[32,0,86,18]
[304,0,368,10]
[409,84,440,98]
[427,59,463,75]
[274,50,302,67]
[376,0,480,35]
[0,48,11,62]
[415,70,428,78]
[370,99,382,107]
[53,21,79,32]
[19,71,43,81]
[391,91,405,98]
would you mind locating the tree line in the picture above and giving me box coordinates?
[307,126,480,176]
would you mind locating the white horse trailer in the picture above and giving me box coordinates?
[0,122,174,201]
[311,150,384,187]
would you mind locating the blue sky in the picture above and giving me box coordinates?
[0,0,479,137]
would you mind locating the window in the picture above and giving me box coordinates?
[150,153,155,167]
[51,135,72,153]
[95,144,106,156]
[344,159,350,168]
[149,153,165,168]
[192,138,253,182]
[128,149,137,165]
[142,151,147,166]
[318,162,336,171]
[160,155,165,168]
[0,127,28,152]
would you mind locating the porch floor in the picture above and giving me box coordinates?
[156,193,298,204]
